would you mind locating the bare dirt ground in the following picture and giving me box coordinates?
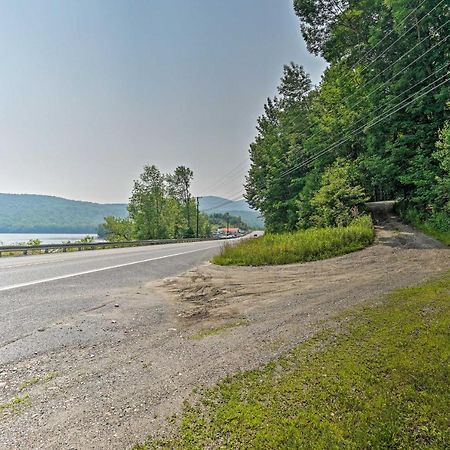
[0,213,448,450]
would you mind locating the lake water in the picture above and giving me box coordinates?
[0,233,99,245]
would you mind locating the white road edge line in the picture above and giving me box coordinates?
[0,245,218,292]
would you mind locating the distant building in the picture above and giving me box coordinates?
[217,227,240,235]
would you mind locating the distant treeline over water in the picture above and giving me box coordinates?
[0,193,128,234]
[0,233,100,246]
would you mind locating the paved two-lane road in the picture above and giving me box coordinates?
[0,240,224,364]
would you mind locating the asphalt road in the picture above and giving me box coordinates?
[0,240,225,365]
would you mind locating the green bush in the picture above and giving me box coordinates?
[212,215,374,266]
[309,158,369,228]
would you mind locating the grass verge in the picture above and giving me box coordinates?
[190,320,249,340]
[212,215,375,266]
[135,273,450,449]
[398,207,450,246]
[411,223,450,246]
[413,224,450,245]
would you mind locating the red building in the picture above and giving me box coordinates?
[217,227,239,234]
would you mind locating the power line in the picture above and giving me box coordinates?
[349,30,450,111]
[278,63,450,179]
[201,2,437,196]
[275,28,450,179]
[201,158,249,194]
[205,2,447,204]
[361,19,449,91]
[350,0,429,69]
[248,11,449,190]
[279,74,449,178]
[282,74,449,176]
[359,0,446,75]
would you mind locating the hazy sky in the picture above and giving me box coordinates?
[0,0,326,204]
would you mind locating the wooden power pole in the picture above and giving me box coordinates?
[196,196,202,238]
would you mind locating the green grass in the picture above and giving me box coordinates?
[135,273,450,449]
[413,223,450,246]
[190,320,250,340]
[398,208,450,246]
[18,371,58,391]
[0,393,30,413]
[212,215,375,266]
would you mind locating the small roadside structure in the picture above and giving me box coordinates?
[217,227,240,235]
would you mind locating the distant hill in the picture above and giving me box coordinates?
[199,196,264,229]
[0,193,263,233]
[0,194,128,233]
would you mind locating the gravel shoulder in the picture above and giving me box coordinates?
[1,214,449,449]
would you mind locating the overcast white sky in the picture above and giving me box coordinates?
[0,0,326,203]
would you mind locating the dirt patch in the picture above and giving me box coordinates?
[157,214,448,337]
[0,215,448,450]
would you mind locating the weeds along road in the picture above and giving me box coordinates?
[0,240,224,365]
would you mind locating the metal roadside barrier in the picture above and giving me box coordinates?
[0,237,222,257]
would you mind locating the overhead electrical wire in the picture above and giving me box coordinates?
[278,49,450,180]
[201,158,249,194]
[274,25,450,179]
[349,0,430,69]
[252,12,449,186]
[278,74,449,178]
[202,2,448,205]
[281,73,450,177]
[358,0,446,75]
[277,70,450,178]
[356,19,449,98]
[200,192,246,213]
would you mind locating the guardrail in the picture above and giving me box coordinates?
[0,236,223,257]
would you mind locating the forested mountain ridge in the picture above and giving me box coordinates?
[0,194,128,233]
[245,0,449,234]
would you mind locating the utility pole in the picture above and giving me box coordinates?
[196,196,202,238]
[226,212,230,236]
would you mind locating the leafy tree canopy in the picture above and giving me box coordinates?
[245,0,449,233]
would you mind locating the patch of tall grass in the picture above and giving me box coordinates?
[212,215,375,266]
[398,207,450,246]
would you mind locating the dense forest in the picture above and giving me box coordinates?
[245,0,449,234]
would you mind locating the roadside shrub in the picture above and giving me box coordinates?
[433,120,450,212]
[426,211,450,233]
[25,239,41,246]
[309,158,369,228]
[213,215,374,266]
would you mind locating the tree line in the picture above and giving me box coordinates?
[245,0,449,233]
[99,165,210,241]
[208,213,251,231]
